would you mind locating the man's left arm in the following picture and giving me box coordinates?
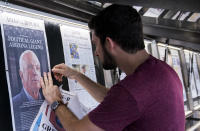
[40,72,103,131]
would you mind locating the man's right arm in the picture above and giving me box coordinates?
[52,63,109,103]
[74,72,109,102]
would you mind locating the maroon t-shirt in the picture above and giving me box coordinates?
[88,55,185,131]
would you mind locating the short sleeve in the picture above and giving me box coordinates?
[88,85,141,131]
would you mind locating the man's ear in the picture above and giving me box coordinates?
[105,37,116,51]
[19,70,24,82]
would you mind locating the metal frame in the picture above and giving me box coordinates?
[92,0,200,12]
[6,0,200,52]
[7,0,101,22]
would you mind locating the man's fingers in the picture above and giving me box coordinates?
[48,72,53,86]
[54,72,62,78]
[52,68,64,75]
[59,93,62,99]
[43,72,49,86]
[52,70,64,82]
[52,63,66,75]
[40,77,45,89]
[53,73,63,82]
[53,63,65,69]
[53,85,62,98]
[41,86,46,98]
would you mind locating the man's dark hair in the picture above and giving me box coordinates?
[88,4,145,53]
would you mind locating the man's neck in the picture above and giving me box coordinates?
[24,88,39,100]
[116,49,150,76]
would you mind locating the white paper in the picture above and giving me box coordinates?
[187,13,200,22]
[30,101,62,131]
[184,51,198,98]
[158,45,166,61]
[143,8,164,18]
[30,102,57,131]
[179,12,190,21]
[184,105,188,111]
[59,87,88,119]
[68,94,86,119]
[59,86,87,119]
[169,49,187,101]
[192,54,200,96]
[172,11,181,20]
[120,72,127,80]
[191,73,198,98]
[150,40,159,59]
[144,40,151,54]
[133,6,142,12]
[60,25,99,113]
[59,85,76,104]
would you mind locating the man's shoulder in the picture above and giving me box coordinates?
[13,89,27,105]
[121,56,175,86]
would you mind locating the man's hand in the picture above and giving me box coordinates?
[40,72,62,105]
[52,63,80,81]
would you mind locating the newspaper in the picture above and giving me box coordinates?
[60,25,99,112]
[0,12,50,131]
[30,86,89,131]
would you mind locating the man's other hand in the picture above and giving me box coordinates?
[40,72,62,104]
[52,63,80,80]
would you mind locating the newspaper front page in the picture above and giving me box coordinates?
[0,12,50,131]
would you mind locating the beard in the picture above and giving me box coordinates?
[102,46,117,70]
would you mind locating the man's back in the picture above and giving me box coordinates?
[89,55,185,131]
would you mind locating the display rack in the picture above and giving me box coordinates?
[0,0,200,130]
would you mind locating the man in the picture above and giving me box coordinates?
[13,50,42,104]
[41,4,185,131]
[12,50,42,130]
